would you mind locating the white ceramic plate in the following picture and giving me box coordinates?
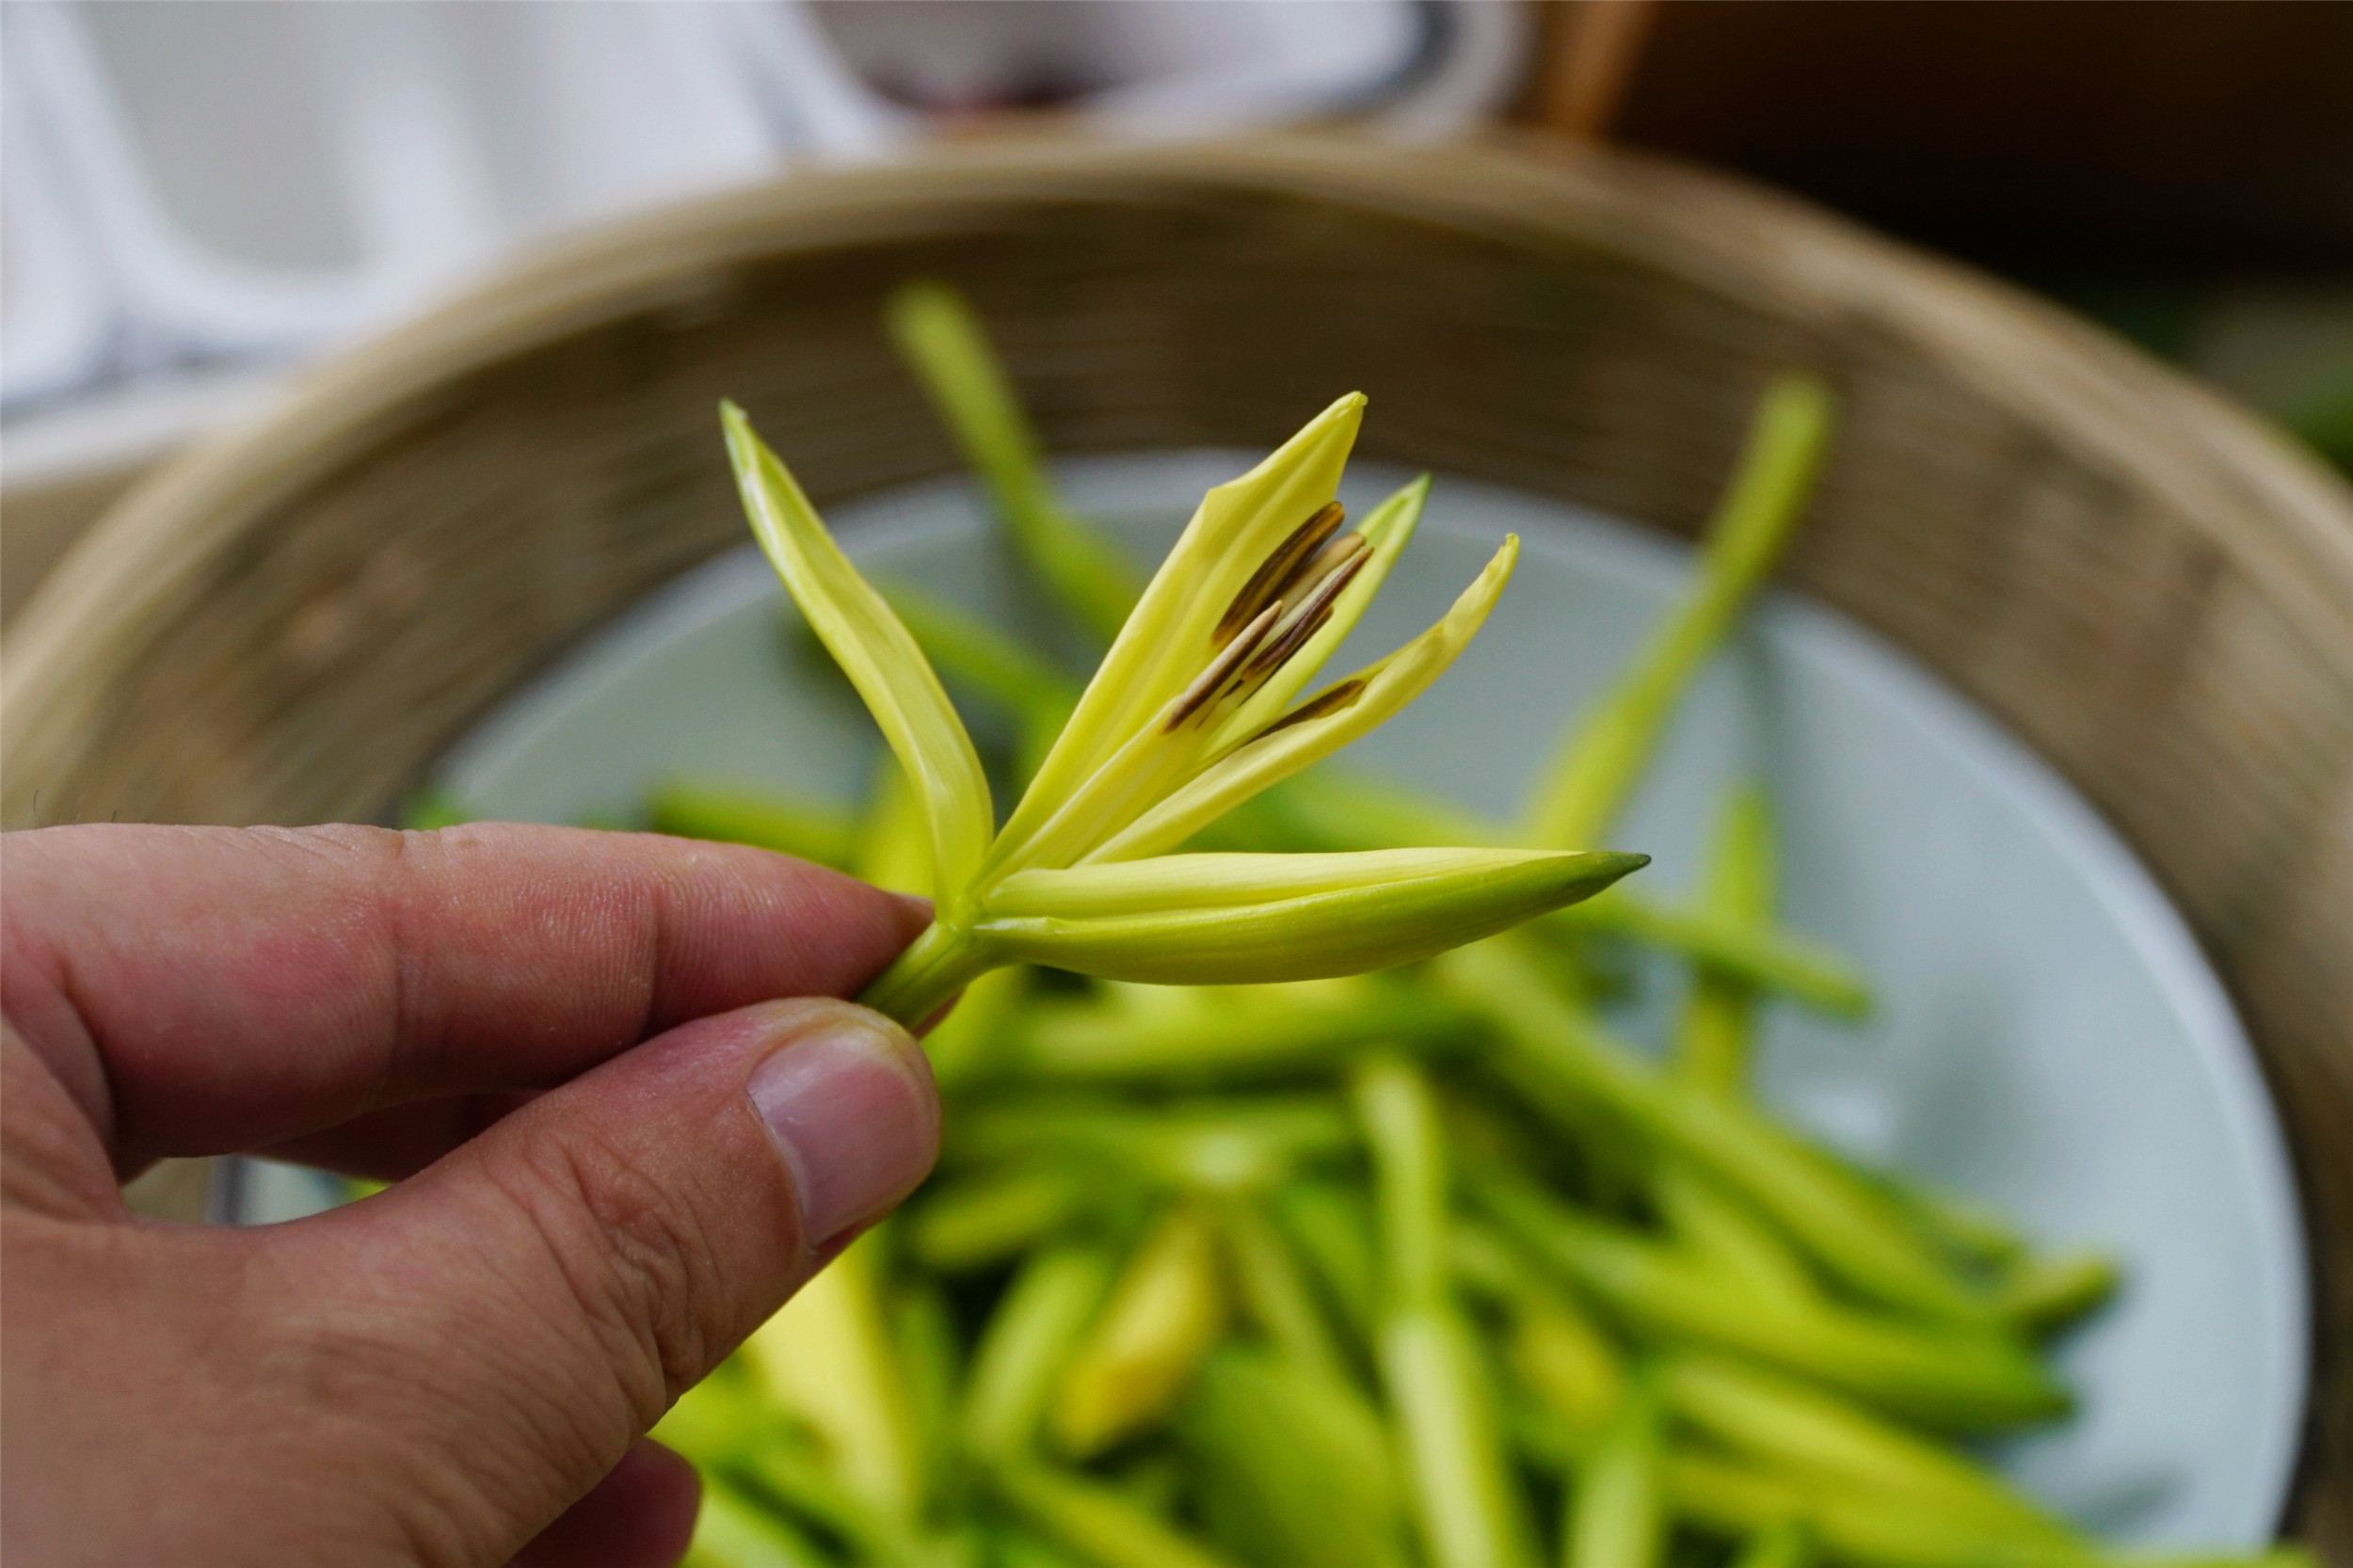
[442,453,2308,1548]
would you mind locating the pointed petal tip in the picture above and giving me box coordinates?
[1290,391,1366,443]
[1308,390,1368,436]
[1485,533,1523,584]
[1534,847,1650,910]
[718,401,760,455]
[1569,849,1650,886]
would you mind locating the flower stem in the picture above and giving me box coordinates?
[1524,375,1831,850]
[858,920,996,1029]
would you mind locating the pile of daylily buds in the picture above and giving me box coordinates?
[457,286,2308,1568]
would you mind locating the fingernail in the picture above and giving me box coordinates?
[747,1012,938,1253]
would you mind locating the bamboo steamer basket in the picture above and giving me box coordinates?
[6,135,2350,1540]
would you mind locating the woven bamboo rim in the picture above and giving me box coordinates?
[6,133,2350,1537]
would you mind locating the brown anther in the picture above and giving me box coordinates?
[1253,679,1368,740]
[1166,600,1282,730]
[1239,544,1370,682]
[1294,530,1368,594]
[1212,501,1346,648]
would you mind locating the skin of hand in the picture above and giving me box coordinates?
[0,823,944,1568]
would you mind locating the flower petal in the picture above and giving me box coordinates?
[1207,474,1429,750]
[723,403,994,900]
[982,701,1212,878]
[989,848,1577,920]
[1084,536,1519,864]
[990,394,1365,876]
[882,580,1080,783]
[971,846,1648,984]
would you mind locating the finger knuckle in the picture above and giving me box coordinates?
[504,1129,725,1411]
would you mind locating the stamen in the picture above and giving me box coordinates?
[1165,601,1283,730]
[1212,502,1346,648]
[1293,530,1368,595]
[1239,545,1370,682]
[1252,679,1368,739]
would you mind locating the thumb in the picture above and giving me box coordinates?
[290,997,938,1565]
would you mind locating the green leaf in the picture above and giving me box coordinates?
[722,402,994,902]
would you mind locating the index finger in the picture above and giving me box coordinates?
[0,823,927,1166]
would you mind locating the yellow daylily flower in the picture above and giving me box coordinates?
[721,394,1646,1026]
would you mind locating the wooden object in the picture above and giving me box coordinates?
[1532,0,1658,140]
[1569,0,2353,265]
[4,135,2349,1541]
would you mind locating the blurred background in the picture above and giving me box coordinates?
[8,4,2352,1539]
[5,0,2349,626]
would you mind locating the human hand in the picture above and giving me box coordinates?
[1,824,941,1568]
